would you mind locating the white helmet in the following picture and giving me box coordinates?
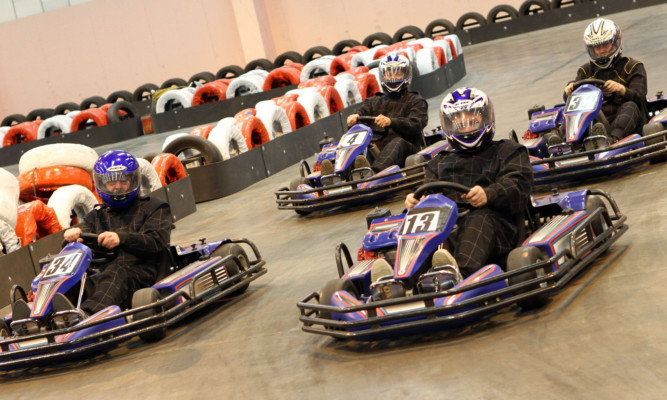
[440,87,495,152]
[379,53,412,94]
[583,18,622,69]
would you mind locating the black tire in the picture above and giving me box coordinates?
[106,90,133,103]
[332,39,361,55]
[585,195,607,237]
[507,246,551,310]
[405,154,427,176]
[26,108,55,121]
[1,113,26,127]
[0,318,10,339]
[362,32,393,48]
[54,102,80,115]
[188,71,216,85]
[132,83,159,102]
[302,46,332,63]
[163,134,223,166]
[244,58,274,72]
[456,12,488,31]
[289,176,311,216]
[160,77,188,90]
[273,51,303,68]
[551,0,582,8]
[487,4,520,23]
[80,96,107,110]
[132,287,167,342]
[392,25,425,43]
[211,243,250,296]
[215,65,244,79]
[318,278,359,320]
[425,19,457,38]
[106,100,137,123]
[519,0,551,16]
[642,122,667,163]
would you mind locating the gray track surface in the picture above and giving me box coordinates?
[3,6,667,399]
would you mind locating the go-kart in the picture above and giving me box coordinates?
[519,79,667,186]
[297,181,627,341]
[274,116,449,214]
[0,233,266,370]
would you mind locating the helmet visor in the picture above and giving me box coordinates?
[94,169,140,197]
[586,38,620,64]
[441,107,492,138]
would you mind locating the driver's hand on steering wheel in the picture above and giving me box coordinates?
[603,80,626,97]
[375,114,391,128]
[462,186,488,208]
[64,227,83,243]
[98,231,120,249]
[347,114,359,127]
[405,193,423,211]
[564,82,575,96]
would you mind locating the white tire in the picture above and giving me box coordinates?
[0,168,19,228]
[37,115,72,139]
[46,184,98,229]
[65,110,81,119]
[155,88,194,113]
[161,132,190,152]
[0,219,21,254]
[407,38,434,49]
[296,90,330,123]
[137,158,162,196]
[351,48,381,68]
[256,102,292,139]
[226,73,266,98]
[300,55,335,81]
[18,143,98,175]
[444,34,462,56]
[0,126,10,148]
[433,39,453,62]
[334,79,363,108]
[415,48,439,75]
[334,73,355,82]
[369,67,382,89]
[208,117,249,160]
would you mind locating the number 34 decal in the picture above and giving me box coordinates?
[400,211,440,235]
[42,252,84,279]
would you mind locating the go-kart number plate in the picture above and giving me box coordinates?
[400,211,441,235]
[339,131,367,147]
[566,93,598,113]
[42,252,84,279]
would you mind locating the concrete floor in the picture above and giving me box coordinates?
[3,5,667,399]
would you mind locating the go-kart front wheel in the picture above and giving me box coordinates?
[642,122,667,163]
[132,287,167,342]
[0,319,11,339]
[507,246,550,310]
[318,278,359,321]
[212,243,250,296]
[289,176,311,216]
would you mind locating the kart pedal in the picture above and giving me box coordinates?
[52,310,88,330]
[351,167,373,181]
[10,319,40,336]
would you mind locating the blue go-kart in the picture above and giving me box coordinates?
[0,233,266,370]
[297,181,627,341]
[519,79,667,186]
[275,116,449,214]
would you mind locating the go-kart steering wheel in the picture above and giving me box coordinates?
[79,232,119,264]
[356,116,377,124]
[413,181,471,199]
[572,78,608,93]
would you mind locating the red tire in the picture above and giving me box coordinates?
[192,79,231,106]
[298,76,337,89]
[70,108,108,132]
[330,53,356,76]
[15,200,62,246]
[3,121,42,147]
[189,125,214,139]
[150,153,187,186]
[317,86,345,114]
[355,74,381,100]
[432,46,446,66]
[18,166,93,202]
[275,101,311,131]
[234,113,271,149]
[263,64,303,91]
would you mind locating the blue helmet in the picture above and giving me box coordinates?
[440,87,495,152]
[93,150,141,208]
[379,53,412,94]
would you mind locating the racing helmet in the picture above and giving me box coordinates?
[440,87,495,152]
[93,150,141,208]
[583,18,622,69]
[379,53,412,94]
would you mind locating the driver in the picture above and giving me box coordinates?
[563,18,647,142]
[391,88,533,284]
[51,150,172,325]
[331,53,427,174]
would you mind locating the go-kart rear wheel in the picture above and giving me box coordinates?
[318,279,359,321]
[0,319,11,339]
[507,246,550,310]
[585,195,607,237]
[212,243,250,296]
[642,122,667,163]
[132,288,167,343]
[289,176,311,216]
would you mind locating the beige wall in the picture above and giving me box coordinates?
[0,0,526,118]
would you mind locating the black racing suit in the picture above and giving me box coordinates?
[424,140,533,277]
[355,90,428,171]
[567,56,647,140]
[78,196,172,314]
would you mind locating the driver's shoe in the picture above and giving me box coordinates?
[52,293,88,329]
[432,249,463,284]
[591,122,609,139]
[354,155,371,170]
[320,159,334,176]
[370,258,394,283]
